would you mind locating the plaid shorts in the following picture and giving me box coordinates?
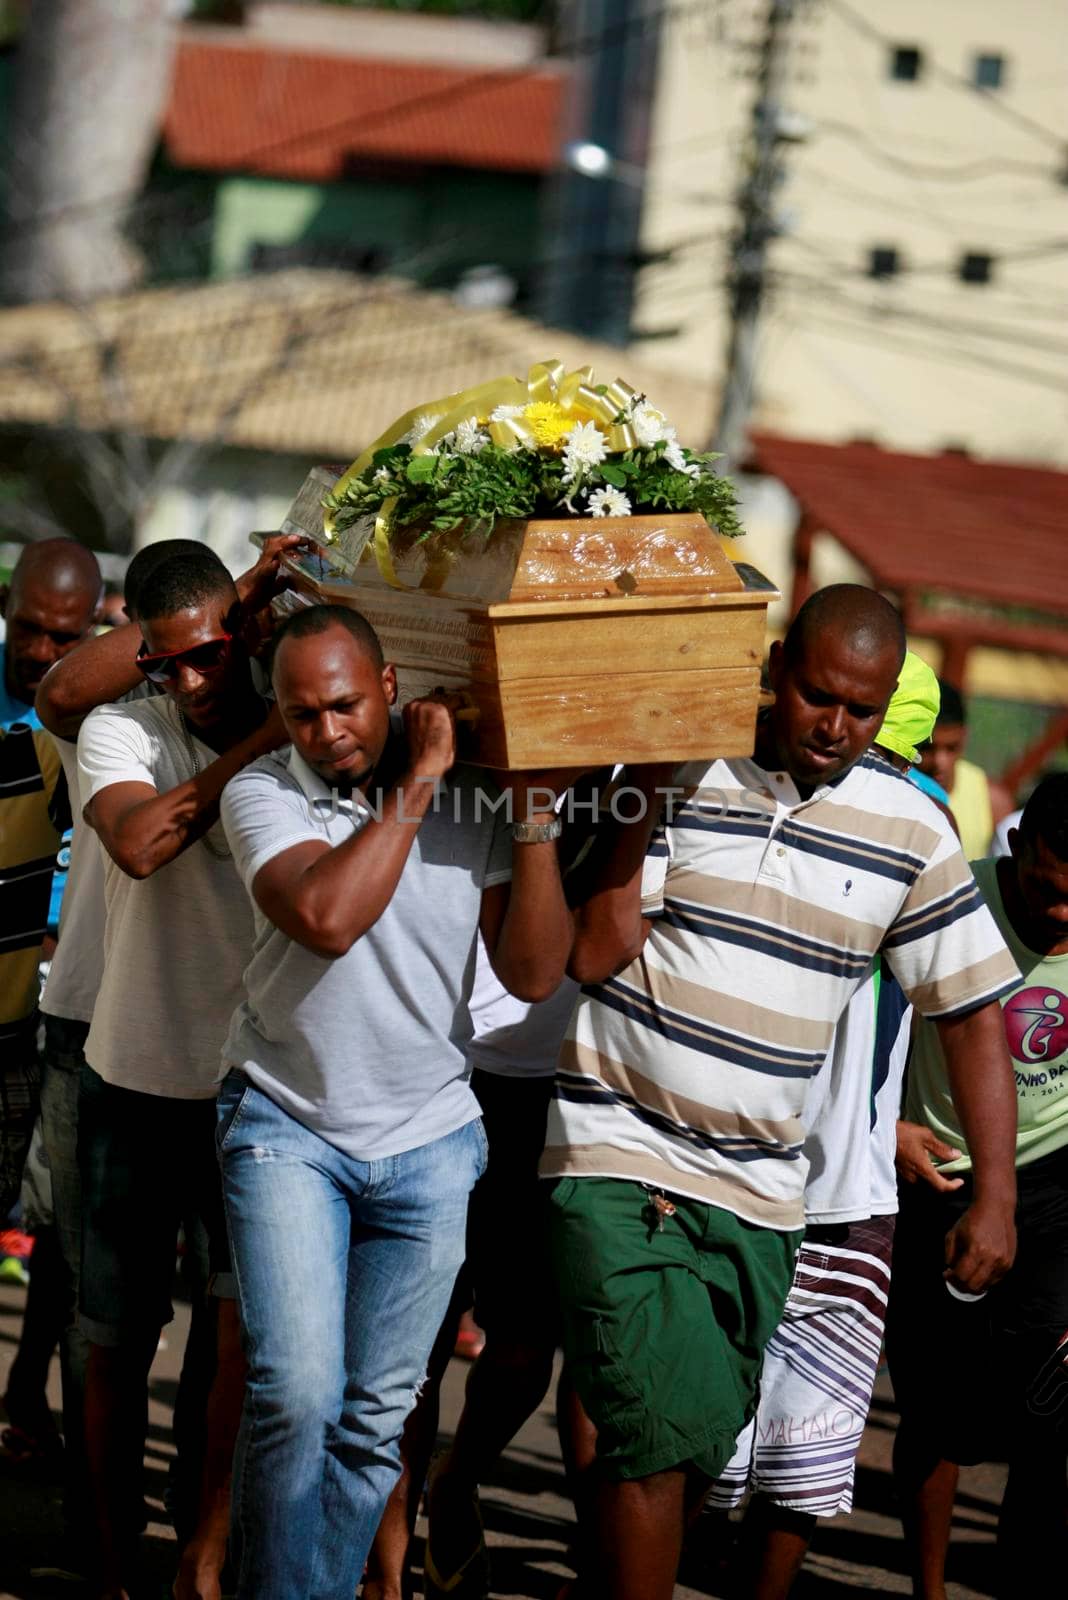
[706,1215,895,1518]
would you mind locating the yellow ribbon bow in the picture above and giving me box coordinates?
[323,360,645,590]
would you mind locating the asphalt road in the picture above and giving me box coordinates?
[1,1280,1007,1599]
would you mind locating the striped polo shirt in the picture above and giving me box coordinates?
[541,751,1019,1231]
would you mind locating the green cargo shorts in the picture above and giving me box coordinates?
[549,1176,801,1481]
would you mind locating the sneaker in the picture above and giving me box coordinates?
[0,1227,34,1285]
[0,1226,35,1260]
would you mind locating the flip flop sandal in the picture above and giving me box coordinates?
[423,1536,490,1600]
[423,1480,490,1600]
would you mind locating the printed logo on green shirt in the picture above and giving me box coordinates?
[1004,985,1068,1072]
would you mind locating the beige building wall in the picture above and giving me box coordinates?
[634,0,1068,462]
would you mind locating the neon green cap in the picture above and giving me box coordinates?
[877,651,941,767]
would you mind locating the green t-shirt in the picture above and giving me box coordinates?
[906,855,1068,1173]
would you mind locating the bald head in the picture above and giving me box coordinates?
[2,538,102,706]
[784,584,906,674]
[9,538,102,606]
[762,585,906,793]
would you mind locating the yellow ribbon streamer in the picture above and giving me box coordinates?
[325,360,653,588]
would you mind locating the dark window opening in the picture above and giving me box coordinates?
[959,252,994,285]
[889,46,923,81]
[868,246,900,280]
[249,240,390,275]
[973,53,1005,89]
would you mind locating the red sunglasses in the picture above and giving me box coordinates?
[135,632,233,684]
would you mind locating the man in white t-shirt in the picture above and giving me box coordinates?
[72,547,291,1600]
[34,534,300,1586]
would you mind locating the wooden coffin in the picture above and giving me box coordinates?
[275,473,778,769]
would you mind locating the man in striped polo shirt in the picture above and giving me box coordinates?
[542,585,1020,1600]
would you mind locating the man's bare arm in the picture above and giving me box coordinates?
[87,708,287,879]
[36,619,147,740]
[567,765,672,985]
[250,700,454,960]
[479,775,573,1004]
[35,534,309,739]
[936,998,1018,1292]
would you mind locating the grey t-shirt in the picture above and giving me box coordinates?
[220,743,513,1160]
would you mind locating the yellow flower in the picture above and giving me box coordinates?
[521,401,582,449]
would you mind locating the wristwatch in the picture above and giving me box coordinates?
[511,816,563,843]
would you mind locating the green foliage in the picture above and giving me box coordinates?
[324,437,744,544]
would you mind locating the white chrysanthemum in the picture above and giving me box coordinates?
[630,401,675,447]
[664,438,700,478]
[562,420,608,477]
[489,403,524,421]
[455,416,489,455]
[587,485,632,518]
[405,412,439,445]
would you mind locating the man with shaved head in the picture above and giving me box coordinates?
[215,603,573,1597]
[543,584,1021,1600]
[1,538,102,724]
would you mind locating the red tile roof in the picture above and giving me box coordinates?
[749,432,1068,619]
[163,38,566,179]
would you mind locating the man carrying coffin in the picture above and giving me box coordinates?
[543,585,1021,1600]
[217,603,573,1598]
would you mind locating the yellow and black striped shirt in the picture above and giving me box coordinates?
[1,724,69,1045]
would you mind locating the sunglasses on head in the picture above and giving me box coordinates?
[135,632,233,685]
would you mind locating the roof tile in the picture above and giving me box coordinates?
[163,38,566,179]
[750,432,1068,618]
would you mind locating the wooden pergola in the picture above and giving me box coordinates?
[748,433,1068,789]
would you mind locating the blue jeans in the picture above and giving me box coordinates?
[217,1071,487,1600]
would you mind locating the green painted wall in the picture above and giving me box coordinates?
[209,171,543,298]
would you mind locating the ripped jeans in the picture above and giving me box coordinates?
[217,1070,486,1600]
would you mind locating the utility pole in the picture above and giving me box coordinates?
[535,0,664,346]
[714,0,797,468]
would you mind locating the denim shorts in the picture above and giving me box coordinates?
[77,1063,233,1347]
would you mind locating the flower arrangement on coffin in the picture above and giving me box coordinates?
[322,359,742,577]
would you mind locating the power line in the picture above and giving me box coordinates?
[782,228,1068,285]
[714,0,796,464]
[0,0,712,242]
[826,0,1068,156]
[773,270,1068,359]
[813,118,1060,183]
[786,302,1068,395]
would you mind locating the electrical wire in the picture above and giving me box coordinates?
[0,0,715,241]
[812,117,1060,182]
[783,301,1068,395]
[825,0,1068,155]
[772,269,1068,359]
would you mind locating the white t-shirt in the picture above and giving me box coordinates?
[41,684,156,1026]
[802,959,912,1225]
[77,695,256,1098]
[468,933,578,1079]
